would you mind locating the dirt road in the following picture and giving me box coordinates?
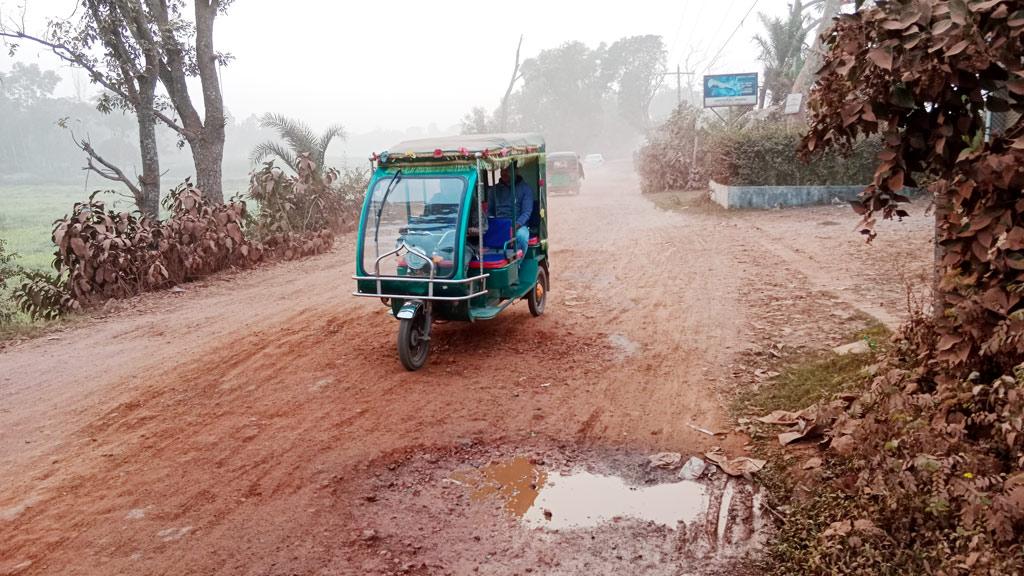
[0,163,931,575]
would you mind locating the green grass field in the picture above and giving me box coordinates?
[0,184,132,271]
[0,179,251,271]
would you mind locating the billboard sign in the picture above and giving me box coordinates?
[703,73,758,108]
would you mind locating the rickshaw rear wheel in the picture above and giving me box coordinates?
[528,266,548,317]
[397,309,431,371]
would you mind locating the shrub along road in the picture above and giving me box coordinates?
[0,162,931,575]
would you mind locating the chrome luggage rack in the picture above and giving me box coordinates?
[352,242,489,302]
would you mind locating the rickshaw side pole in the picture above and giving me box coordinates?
[476,157,485,293]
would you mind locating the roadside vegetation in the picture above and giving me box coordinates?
[637,0,1024,572]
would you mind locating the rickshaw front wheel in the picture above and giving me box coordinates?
[528,266,548,317]
[397,310,431,371]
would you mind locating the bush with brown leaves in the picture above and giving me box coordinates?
[21,176,340,318]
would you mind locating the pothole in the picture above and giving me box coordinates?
[351,444,770,575]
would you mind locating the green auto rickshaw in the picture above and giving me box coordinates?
[546,151,584,195]
[353,133,550,370]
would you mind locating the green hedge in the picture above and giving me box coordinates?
[706,124,882,187]
[637,114,883,192]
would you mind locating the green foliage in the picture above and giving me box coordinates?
[460,107,495,135]
[742,323,890,415]
[246,154,367,237]
[603,35,666,132]
[753,1,808,106]
[707,123,882,186]
[638,113,882,193]
[250,113,346,174]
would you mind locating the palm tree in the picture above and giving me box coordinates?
[249,113,346,174]
[753,1,809,107]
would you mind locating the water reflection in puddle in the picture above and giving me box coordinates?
[453,458,712,531]
[524,471,708,530]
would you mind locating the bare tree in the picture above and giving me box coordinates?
[498,35,524,132]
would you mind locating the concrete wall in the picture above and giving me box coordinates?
[709,180,865,210]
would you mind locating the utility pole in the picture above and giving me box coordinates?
[664,65,695,108]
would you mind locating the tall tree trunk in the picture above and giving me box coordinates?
[192,135,224,201]
[136,96,161,218]
[193,0,226,204]
[790,0,842,116]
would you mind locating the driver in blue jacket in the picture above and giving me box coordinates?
[486,164,533,255]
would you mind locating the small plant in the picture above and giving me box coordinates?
[0,237,20,324]
[12,269,77,321]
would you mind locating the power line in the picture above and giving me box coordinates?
[702,0,760,75]
[665,2,691,60]
[692,0,737,63]
[673,0,708,67]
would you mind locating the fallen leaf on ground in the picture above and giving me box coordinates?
[705,447,766,477]
[757,410,804,426]
[647,452,682,469]
[833,340,871,355]
[802,457,823,470]
[778,420,826,446]
[830,434,856,455]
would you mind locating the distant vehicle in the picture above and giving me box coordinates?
[584,153,605,166]
[547,151,584,195]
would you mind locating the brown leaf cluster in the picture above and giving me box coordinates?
[802,1,1024,372]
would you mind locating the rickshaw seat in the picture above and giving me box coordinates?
[469,250,524,269]
[469,253,511,269]
[483,217,514,249]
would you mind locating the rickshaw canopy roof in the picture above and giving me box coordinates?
[379,133,545,168]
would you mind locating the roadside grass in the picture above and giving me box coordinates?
[733,320,892,575]
[738,322,891,415]
[646,189,722,213]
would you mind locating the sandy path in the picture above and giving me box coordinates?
[0,163,930,575]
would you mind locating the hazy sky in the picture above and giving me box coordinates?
[2,0,796,133]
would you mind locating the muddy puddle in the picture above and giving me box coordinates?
[353,445,769,575]
[453,456,710,531]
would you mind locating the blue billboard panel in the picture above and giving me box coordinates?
[703,73,758,108]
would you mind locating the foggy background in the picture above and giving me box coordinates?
[0,0,792,185]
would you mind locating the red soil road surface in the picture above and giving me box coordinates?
[0,162,932,575]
